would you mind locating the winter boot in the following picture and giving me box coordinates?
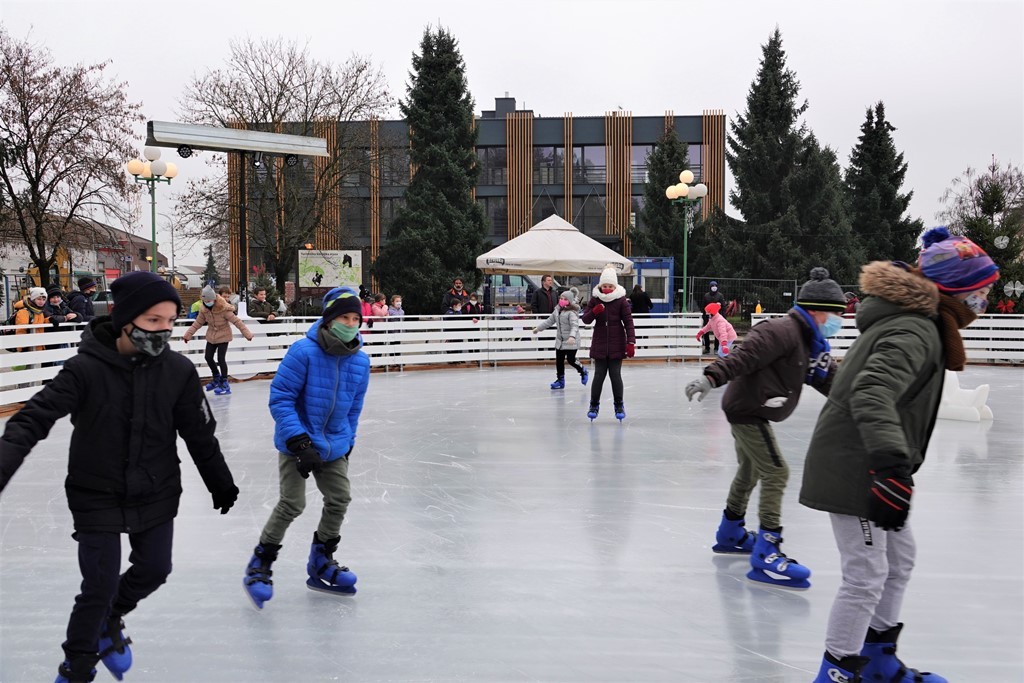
[244,542,281,609]
[587,403,599,421]
[214,377,231,395]
[614,401,626,421]
[580,367,589,386]
[812,651,869,683]
[97,614,132,680]
[746,527,811,590]
[204,374,221,391]
[859,623,948,682]
[306,533,357,595]
[55,654,98,683]
[550,376,565,390]
[712,509,756,554]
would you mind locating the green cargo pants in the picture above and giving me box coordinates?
[724,421,789,530]
[260,452,352,546]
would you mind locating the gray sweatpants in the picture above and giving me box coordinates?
[825,513,916,658]
[725,421,789,529]
[260,452,352,547]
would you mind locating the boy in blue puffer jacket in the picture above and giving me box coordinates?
[243,287,370,608]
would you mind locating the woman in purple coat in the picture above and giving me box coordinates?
[581,264,636,421]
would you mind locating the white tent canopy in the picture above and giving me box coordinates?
[475,214,633,276]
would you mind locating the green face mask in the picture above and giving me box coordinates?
[329,320,359,342]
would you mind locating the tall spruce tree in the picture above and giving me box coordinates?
[845,102,922,262]
[372,27,488,315]
[630,129,690,261]
[715,28,862,284]
[202,244,220,285]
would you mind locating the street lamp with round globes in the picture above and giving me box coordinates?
[665,170,708,313]
[125,147,177,273]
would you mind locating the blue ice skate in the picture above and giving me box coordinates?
[204,374,221,391]
[580,368,589,385]
[587,403,599,421]
[97,615,132,680]
[712,510,756,554]
[812,651,868,683]
[614,402,626,421]
[860,623,948,682]
[244,543,280,610]
[214,377,231,395]
[746,527,811,590]
[307,534,357,595]
[550,377,565,390]
[55,654,98,683]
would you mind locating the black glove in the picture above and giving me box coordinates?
[867,468,913,531]
[212,485,239,515]
[287,434,323,479]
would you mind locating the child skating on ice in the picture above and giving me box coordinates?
[0,271,239,683]
[695,301,737,357]
[243,286,370,608]
[532,287,588,389]
[581,264,635,421]
[182,284,254,395]
[803,228,998,683]
[684,267,847,590]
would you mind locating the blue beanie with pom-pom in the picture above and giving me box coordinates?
[918,227,999,293]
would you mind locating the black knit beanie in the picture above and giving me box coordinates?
[796,267,846,312]
[110,272,182,331]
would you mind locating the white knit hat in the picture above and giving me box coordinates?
[28,287,46,300]
[598,264,618,287]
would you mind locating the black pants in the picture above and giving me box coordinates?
[555,349,585,378]
[63,520,173,656]
[590,358,623,405]
[205,341,229,378]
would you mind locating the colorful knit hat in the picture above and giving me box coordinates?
[918,227,999,293]
[322,286,362,324]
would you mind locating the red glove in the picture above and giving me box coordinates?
[695,331,704,341]
[625,343,635,358]
[591,302,605,315]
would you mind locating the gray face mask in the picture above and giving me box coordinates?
[128,324,172,357]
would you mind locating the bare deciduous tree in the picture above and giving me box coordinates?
[177,37,393,288]
[0,29,142,287]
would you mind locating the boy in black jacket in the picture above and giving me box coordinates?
[0,271,239,683]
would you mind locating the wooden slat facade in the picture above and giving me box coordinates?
[701,109,726,219]
[369,119,381,290]
[604,111,633,255]
[505,112,533,239]
[563,113,573,222]
[314,121,341,251]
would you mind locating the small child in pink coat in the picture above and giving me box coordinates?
[696,302,737,357]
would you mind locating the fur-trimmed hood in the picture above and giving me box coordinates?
[859,261,939,317]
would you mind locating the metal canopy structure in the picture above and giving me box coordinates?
[144,121,329,299]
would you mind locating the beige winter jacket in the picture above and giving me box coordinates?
[183,296,253,344]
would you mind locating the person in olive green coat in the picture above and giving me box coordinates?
[803,227,999,683]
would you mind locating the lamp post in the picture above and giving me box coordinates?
[665,170,707,313]
[126,147,177,273]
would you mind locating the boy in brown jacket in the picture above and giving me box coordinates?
[183,285,253,394]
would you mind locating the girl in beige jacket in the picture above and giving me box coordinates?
[183,285,253,394]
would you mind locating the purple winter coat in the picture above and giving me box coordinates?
[581,294,635,360]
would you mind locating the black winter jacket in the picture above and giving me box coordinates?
[66,290,96,322]
[703,309,834,424]
[0,317,235,533]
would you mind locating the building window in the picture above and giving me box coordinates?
[532,194,564,226]
[380,197,405,236]
[573,146,606,184]
[477,196,508,242]
[341,149,371,187]
[341,197,370,238]
[572,194,606,234]
[381,148,410,186]
[533,146,564,185]
[688,144,702,180]
[630,195,646,232]
[139,248,146,260]
[631,145,653,183]
[477,147,508,185]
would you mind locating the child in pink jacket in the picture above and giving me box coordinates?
[696,302,737,357]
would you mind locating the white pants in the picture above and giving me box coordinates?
[825,513,916,658]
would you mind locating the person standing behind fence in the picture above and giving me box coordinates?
[370,293,389,320]
[629,284,653,315]
[248,288,277,321]
[696,301,737,357]
[66,277,98,323]
[182,285,254,396]
[388,295,405,318]
[44,285,78,326]
[701,281,727,354]
[531,275,558,315]
[13,287,49,353]
[582,265,635,421]
[440,277,470,314]
[532,287,588,390]
[464,292,485,316]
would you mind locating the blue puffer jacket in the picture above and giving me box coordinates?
[269,320,370,461]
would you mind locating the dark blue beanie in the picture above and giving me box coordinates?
[110,272,181,331]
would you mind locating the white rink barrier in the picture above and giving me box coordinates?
[1,313,1020,407]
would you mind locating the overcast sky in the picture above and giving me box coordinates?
[3,0,1022,265]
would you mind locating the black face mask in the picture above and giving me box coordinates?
[128,324,172,357]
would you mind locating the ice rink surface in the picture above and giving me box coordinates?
[1,362,1022,682]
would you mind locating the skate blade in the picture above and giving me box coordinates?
[745,568,810,591]
[711,543,753,555]
[243,578,267,610]
[306,577,357,596]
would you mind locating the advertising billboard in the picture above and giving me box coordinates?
[297,250,362,289]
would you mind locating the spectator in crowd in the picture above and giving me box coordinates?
[445,298,464,317]
[843,291,860,316]
[248,288,277,321]
[464,292,485,316]
[43,285,78,326]
[388,295,405,318]
[66,277,98,323]
[701,280,727,354]
[440,277,470,314]
[217,286,239,313]
[13,287,49,352]
[188,299,202,319]
[531,275,558,315]
[370,293,389,320]
[629,283,654,315]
